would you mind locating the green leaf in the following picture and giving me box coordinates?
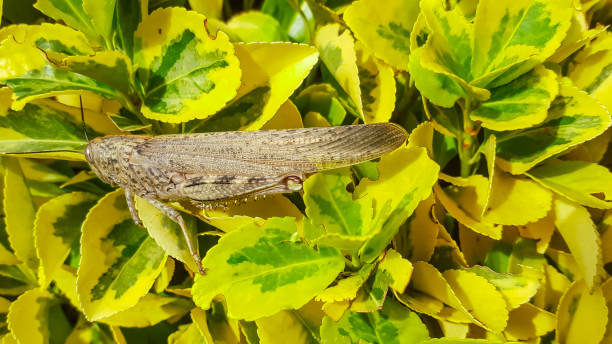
[344,0,419,71]
[192,217,345,320]
[471,66,559,131]
[82,0,147,55]
[35,191,98,287]
[77,189,167,321]
[7,289,71,344]
[261,0,313,43]
[226,12,288,42]
[496,78,612,174]
[134,7,242,123]
[408,48,467,108]
[320,298,429,344]
[0,101,93,160]
[355,147,440,262]
[316,263,375,303]
[135,196,200,273]
[527,161,612,210]
[61,51,134,98]
[33,0,97,39]
[303,169,373,251]
[294,84,347,126]
[188,42,318,132]
[3,158,38,272]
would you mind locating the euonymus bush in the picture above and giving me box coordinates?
[0,0,611,342]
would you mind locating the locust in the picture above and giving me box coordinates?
[83,121,407,275]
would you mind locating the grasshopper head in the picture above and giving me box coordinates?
[85,136,148,187]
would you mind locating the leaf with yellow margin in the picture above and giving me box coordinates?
[557,280,608,344]
[134,7,241,123]
[316,263,374,303]
[135,197,200,273]
[192,217,345,320]
[466,266,540,310]
[504,303,555,340]
[168,323,206,344]
[189,308,216,343]
[154,259,175,293]
[601,278,612,343]
[601,210,612,272]
[553,196,603,289]
[355,43,396,124]
[34,191,98,287]
[98,293,192,328]
[3,158,38,271]
[395,195,438,262]
[355,146,440,262]
[77,189,167,321]
[527,160,612,209]
[443,269,509,333]
[8,289,71,344]
[344,0,419,71]
[315,24,362,118]
[569,32,612,111]
[189,42,318,132]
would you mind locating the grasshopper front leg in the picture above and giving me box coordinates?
[125,191,205,275]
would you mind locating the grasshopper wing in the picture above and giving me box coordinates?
[131,123,407,176]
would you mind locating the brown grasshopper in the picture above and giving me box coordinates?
[84,122,407,274]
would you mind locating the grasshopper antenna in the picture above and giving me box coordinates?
[80,96,89,142]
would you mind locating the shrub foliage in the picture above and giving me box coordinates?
[0,0,611,342]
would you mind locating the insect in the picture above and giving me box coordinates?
[83,121,407,274]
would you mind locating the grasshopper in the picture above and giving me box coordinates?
[82,120,407,274]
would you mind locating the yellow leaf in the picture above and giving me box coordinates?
[505,303,555,340]
[315,24,362,117]
[321,300,349,322]
[53,266,81,311]
[557,280,608,344]
[435,174,502,239]
[553,196,604,289]
[483,170,552,226]
[3,158,38,271]
[518,210,555,254]
[399,261,475,325]
[533,264,571,312]
[379,248,413,294]
[443,269,509,333]
[256,301,325,344]
[189,0,223,18]
[261,100,304,130]
[154,258,175,293]
[190,308,216,343]
[202,194,303,232]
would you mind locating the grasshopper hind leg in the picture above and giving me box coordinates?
[124,189,143,227]
[143,197,206,275]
